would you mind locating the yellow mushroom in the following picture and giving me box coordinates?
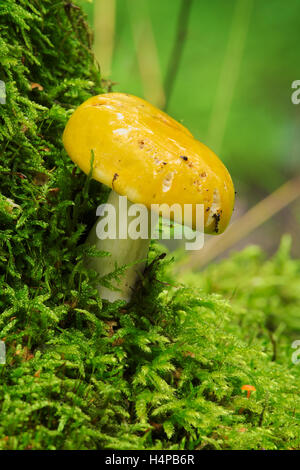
[63,93,235,302]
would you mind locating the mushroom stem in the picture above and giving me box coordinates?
[85,190,151,302]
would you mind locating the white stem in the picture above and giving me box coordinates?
[85,190,150,302]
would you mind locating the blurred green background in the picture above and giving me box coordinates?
[79,0,300,259]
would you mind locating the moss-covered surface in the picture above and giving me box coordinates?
[0,0,299,450]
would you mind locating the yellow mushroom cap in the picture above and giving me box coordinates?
[63,93,235,234]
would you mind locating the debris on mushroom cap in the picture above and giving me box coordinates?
[63,92,235,233]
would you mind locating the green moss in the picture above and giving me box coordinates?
[0,0,299,450]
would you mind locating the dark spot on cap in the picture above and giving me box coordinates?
[212,210,222,233]
[112,173,119,187]
[180,156,188,161]
[201,172,207,177]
